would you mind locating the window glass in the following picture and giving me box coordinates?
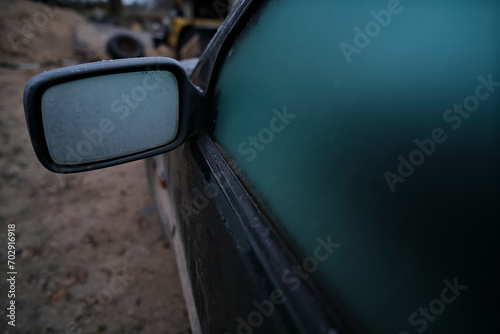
[213,1,500,332]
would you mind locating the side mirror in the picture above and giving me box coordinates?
[23,57,202,173]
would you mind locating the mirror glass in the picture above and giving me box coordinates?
[41,71,178,165]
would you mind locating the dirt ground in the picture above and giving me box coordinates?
[0,1,190,333]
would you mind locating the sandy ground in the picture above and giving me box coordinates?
[0,1,190,333]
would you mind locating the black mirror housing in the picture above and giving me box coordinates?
[24,57,202,173]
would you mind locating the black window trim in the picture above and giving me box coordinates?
[195,132,352,334]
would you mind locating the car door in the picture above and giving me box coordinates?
[150,1,350,334]
[152,0,500,333]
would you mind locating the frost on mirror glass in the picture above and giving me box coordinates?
[41,71,178,165]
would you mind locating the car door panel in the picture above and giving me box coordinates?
[165,139,302,333]
[156,0,500,333]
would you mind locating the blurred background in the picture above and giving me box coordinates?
[0,0,233,332]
